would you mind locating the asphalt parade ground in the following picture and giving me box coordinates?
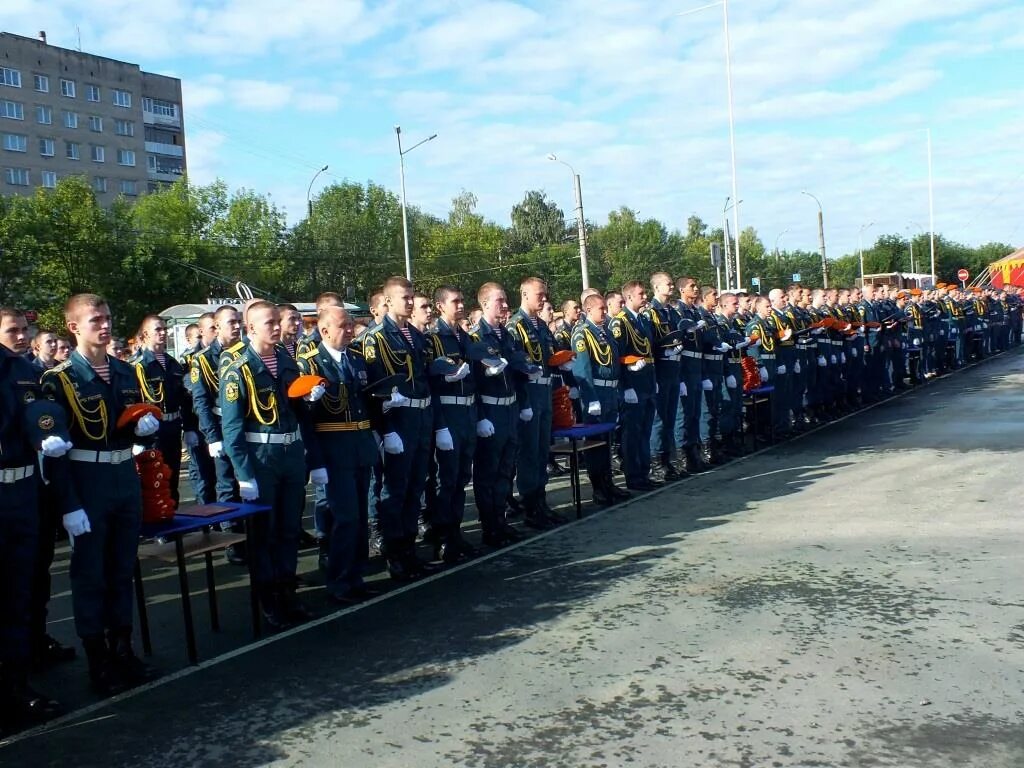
[4,349,1024,767]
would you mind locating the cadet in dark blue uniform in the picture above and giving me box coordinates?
[714,293,746,455]
[132,315,193,506]
[426,286,478,563]
[297,306,379,605]
[609,281,659,491]
[697,286,727,463]
[644,272,684,480]
[571,295,631,505]
[767,289,796,434]
[361,276,440,581]
[220,300,317,628]
[470,283,526,547]
[0,308,67,730]
[179,316,217,505]
[674,277,708,473]
[40,294,159,696]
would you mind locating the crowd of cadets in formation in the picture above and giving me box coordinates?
[1,273,1021,732]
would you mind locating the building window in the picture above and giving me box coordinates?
[2,134,27,152]
[63,110,78,129]
[39,137,55,157]
[86,84,101,102]
[92,176,107,193]
[113,89,131,108]
[89,115,103,132]
[143,97,177,118]
[60,79,76,98]
[91,145,105,163]
[66,141,80,160]
[34,74,48,93]
[119,179,137,196]
[0,68,22,88]
[5,167,30,186]
[1,101,24,120]
[36,105,52,125]
[41,170,57,188]
[114,119,135,137]
[117,148,135,166]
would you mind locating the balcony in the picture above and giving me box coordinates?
[145,141,184,157]
[143,109,180,128]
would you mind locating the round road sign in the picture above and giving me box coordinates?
[957,268,969,282]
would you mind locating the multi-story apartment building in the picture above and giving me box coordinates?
[0,30,186,202]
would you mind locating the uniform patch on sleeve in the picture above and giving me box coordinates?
[363,340,376,362]
[575,338,587,353]
[611,324,622,339]
[38,414,55,431]
[23,391,36,404]
[190,368,200,384]
[225,381,240,403]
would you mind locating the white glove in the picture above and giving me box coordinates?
[695,320,708,330]
[62,509,91,537]
[701,379,713,391]
[183,430,200,448]
[444,362,471,383]
[132,444,145,456]
[812,328,824,335]
[717,342,733,352]
[485,358,508,376]
[558,362,574,372]
[134,413,160,437]
[679,382,687,397]
[794,361,801,374]
[776,364,786,375]
[304,383,326,402]
[309,467,329,485]
[587,401,602,416]
[667,347,683,360]
[238,478,260,501]
[725,375,737,389]
[435,427,454,451]
[208,440,225,458]
[527,368,543,381]
[817,356,827,367]
[40,435,71,457]
[841,352,848,362]
[476,419,495,438]
[850,347,858,358]
[519,407,534,422]
[655,383,659,395]
[382,389,410,414]
[627,359,647,372]
[759,366,769,382]
[568,386,580,400]
[383,432,404,454]
[623,388,639,404]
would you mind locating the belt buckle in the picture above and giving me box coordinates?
[282,433,294,446]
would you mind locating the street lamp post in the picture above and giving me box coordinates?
[395,125,437,281]
[546,153,590,290]
[801,190,827,288]
[723,197,741,289]
[307,164,328,218]
[774,229,789,262]
[858,221,875,284]
[907,220,925,276]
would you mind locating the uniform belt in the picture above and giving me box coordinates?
[593,379,618,388]
[244,429,301,445]
[480,395,516,406]
[161,410,181,421]
[395,397,431,409]
[529,376,552,385]
[829,340,844,346]
[727,354,743,363]
[439,395,475,406]
[758,353,776,360]
[680,350,702,359]
[314,420,371,433]
[211,406,222,416]
[703,353,722,361]
[69,448,135,464]
[0,465,34,483]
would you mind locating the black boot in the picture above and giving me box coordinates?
[279,583,314,623]
[438,526,477,564]
[537,495,568,525]
[31,633,77,671]
[402,536,440,577]
[109,629,159,688]
[258,586,293,630]
[686,445,707,473]
[522,493,552,530]
[591,480,616,507]
[605,475,632,499]
[0,663,62,732]
[83,635,125,698]
[383,539,412,582]
[661,461,683,481]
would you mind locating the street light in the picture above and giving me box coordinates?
[723,197,741,289]
[395,125,437,281]
[546,153,590,290]
[801,190,827,289]
[307,164,328,218]
[774,229,789,261]
[678,0,741,287]
[858,221,875,284]
[907,220,925,275]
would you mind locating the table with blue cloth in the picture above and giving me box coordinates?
[551,423,617,519]
[135,503,270,664]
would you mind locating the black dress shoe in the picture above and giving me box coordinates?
[625,481,659,492]
[524,512,553,530]
[386,557,414,582]
[31,634,77,670]
[499,523,524,542]
[298,529,318,549]
[110,635,160,687]
[1,680,63,728]
[505,495,525,519]
[349,582,381,599]
[608,483,632,500]
[224,543,247,566]
[281,593,315,623]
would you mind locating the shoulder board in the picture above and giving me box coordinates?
[298,348,319,360]
[224,341,246,357]
[42,361,71,378]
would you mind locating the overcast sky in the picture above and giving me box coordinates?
[4,0,1022,258]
